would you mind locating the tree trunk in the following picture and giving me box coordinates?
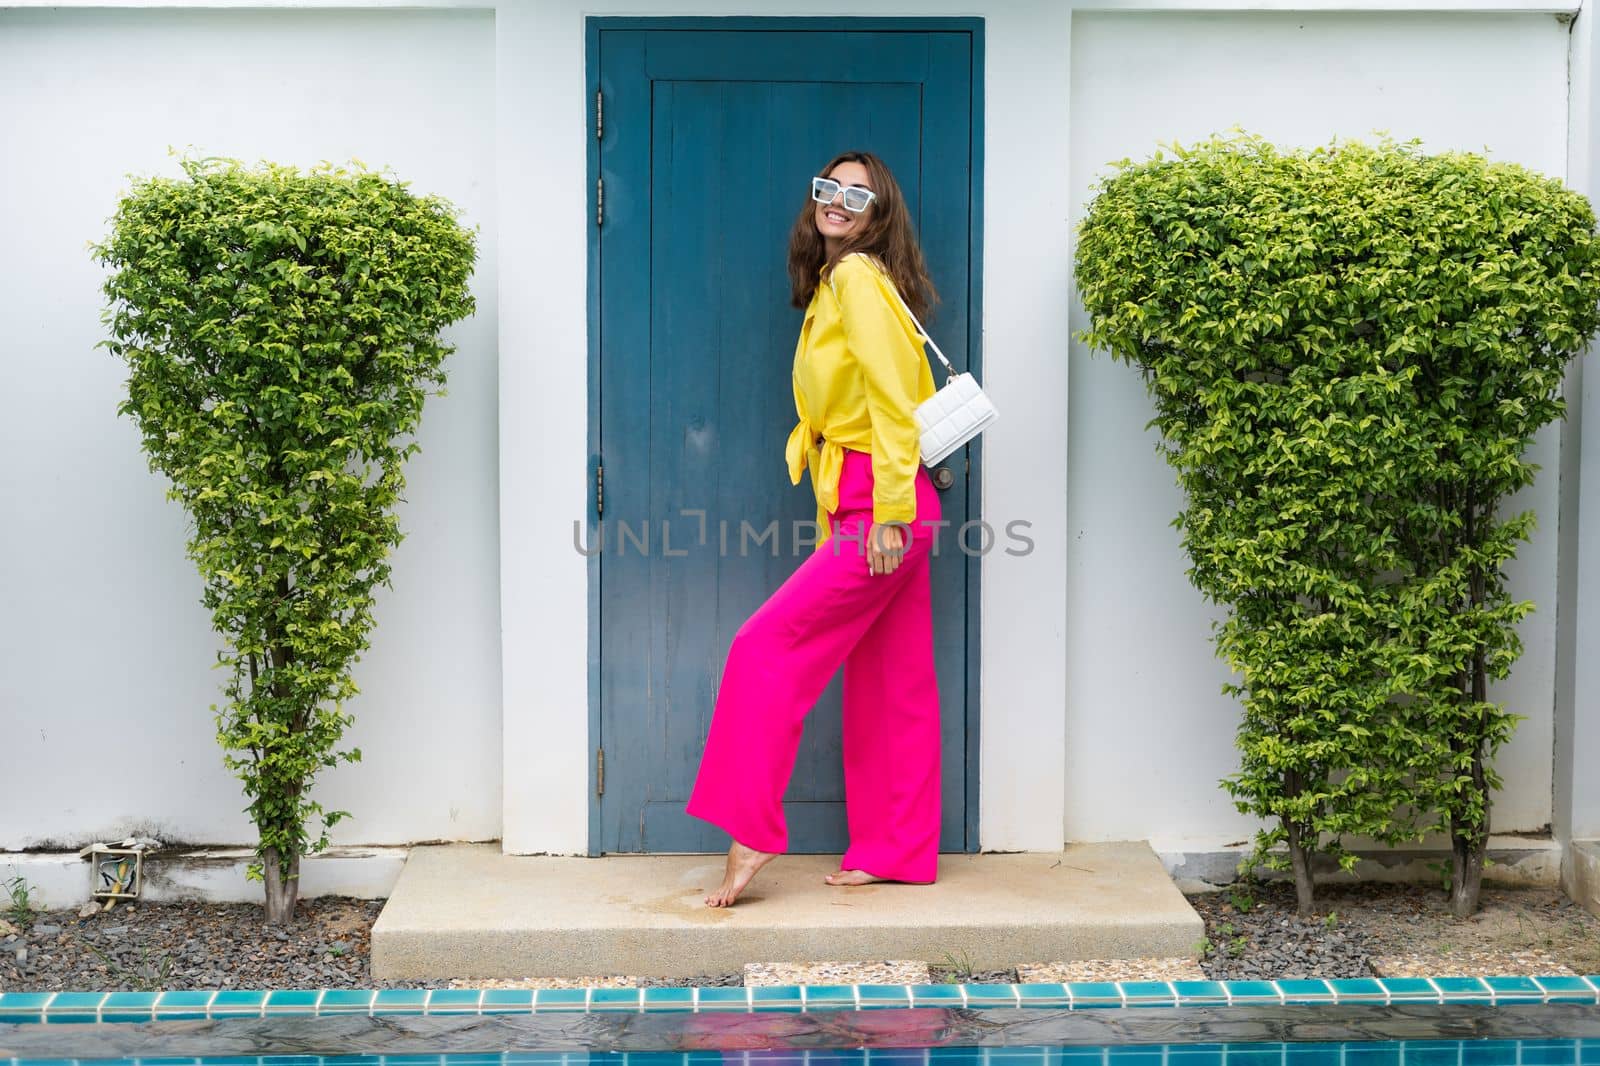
[262,846,300,926]
[1448,495,1490,919]
[1284,817,1316,915]
[1450,824,1485,918]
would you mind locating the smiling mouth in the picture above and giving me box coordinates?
[824,210,850,224]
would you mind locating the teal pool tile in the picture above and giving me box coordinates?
[641,987,694,1012]
[1400,1042,1460,1066]
[909,983,966,1007]
[1520,1042,1582,1065]
[371,988,427,1015]
[1065,981,1123,1007]
[1105,1050,1163,1066]
[1059,1051,1111,1066]
[1277,979,1335,1002]
[751,986,802,1009]
[695,986,750,1011]
[1534,976,1598,1003]
[318,988,376,1014]
[802,984,856,1010]
[153,989,214,1017]
[1345,1048,1403,1066]
[531,988,587,1012]
[426,988,484,1014]
[1120,981,1176,1006]
[932,1053,987,1066]
[681,1054,730,1066]
[263,989,320,1013]
[209,989,268,1016]
[1482,976,1544,1003]
[1433,977,1490,999]
[480,988,534,1014]
[1578,1038,1600,1065]
[1460,1041,1521,1066]
[1016,982,1069,1006]
[1166,1050,1224,1066]
[100,991,158,1021]
[617,1055,697,1066]
[1328,979,1388,1002]
[589,987,643,1012]
[1223,1047,1283,1066]
[1483,976,1541,993]
[857,983,911,1007]
[1171,981,1229,1005]
[1286,1046,1342,1061]
[1222,981,1281,1003]
[43,991,108,1020]
[0,993,54,1021]
[963,983,1020,1007]
[1378,978,1440,1001]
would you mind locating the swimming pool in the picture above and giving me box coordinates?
[2,978,1597,1063]
[0,1046,1599,1066]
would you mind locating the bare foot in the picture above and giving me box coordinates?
[705,841,778,907]
[824,869,886,886]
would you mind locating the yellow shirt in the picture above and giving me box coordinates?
[784,252,937,547]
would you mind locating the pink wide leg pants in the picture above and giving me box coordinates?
[684,447,943,883]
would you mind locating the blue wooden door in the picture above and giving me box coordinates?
[592,23,980,854]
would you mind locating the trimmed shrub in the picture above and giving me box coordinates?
[1074,131,1600,914]
[92,151,479,923]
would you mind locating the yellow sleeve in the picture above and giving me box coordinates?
[832,256,923,525]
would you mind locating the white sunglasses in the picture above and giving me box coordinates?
[812,176,876,213]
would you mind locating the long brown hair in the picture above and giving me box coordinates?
[787,151,938,322]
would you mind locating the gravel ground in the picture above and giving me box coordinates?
[2,881,1595,992]
[1191,880,1600,981]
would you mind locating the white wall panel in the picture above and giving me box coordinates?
[1067,9,1571,843]
[0,7,502,849]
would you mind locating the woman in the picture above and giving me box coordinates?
[684,151,943,908]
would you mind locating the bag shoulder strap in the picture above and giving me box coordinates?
[830,252,958,378]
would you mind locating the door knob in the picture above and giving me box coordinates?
[932,466,955,491]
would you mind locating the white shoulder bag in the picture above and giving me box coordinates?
[832,255,999,467]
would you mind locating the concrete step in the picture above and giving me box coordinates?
[371,841,1204,981]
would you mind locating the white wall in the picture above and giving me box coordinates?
[1557,0,1600,859]
[0,6,503,849]
[1,0,1587,862]
[1066,9,1573,845]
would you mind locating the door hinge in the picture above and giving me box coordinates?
[597,747,605,796]
[595,463,604,517]
[597,176,604,227]
[596,89,604,140]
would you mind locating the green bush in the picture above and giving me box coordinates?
[1074,130,1600,915]
[92,150,478,924]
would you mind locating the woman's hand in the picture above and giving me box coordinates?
[867,522,905,576]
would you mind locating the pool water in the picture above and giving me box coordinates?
[7,1040,1600,1066]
